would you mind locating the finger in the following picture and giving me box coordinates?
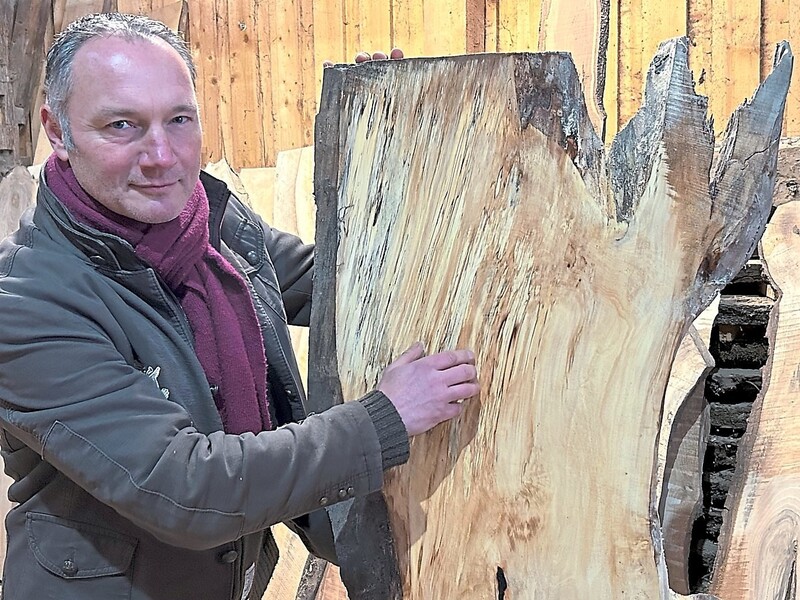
[390,48,404,60]
[372,51,388,60]
[440,363,478,387]
[391,341,426,367]
[424,349,475,371]
[322,59,334,68]
[355,51,371,63]
[445,381,480,402]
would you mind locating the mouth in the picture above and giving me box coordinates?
[130,181,179,193]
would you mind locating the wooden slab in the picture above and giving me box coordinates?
[311,39,791,599]
[711,194,800,597]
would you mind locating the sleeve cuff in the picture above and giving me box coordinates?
[357,390,410,470]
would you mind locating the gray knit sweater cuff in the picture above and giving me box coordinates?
[358,390,410,470]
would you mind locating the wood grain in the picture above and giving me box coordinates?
[312,40,791,599]
[496,0,542,51]
[763,0,800,134]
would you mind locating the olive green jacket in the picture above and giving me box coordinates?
[0,171,408,599]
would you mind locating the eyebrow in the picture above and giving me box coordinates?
[94,104,199,120]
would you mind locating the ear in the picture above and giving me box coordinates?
[41,104,70,161]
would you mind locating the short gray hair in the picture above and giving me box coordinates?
[44,12,197,150]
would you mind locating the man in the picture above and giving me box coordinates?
[0,13,478,600]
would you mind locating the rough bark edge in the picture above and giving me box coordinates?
[608,37,713,223]
[310,67,345,415]
[311,66,403,600]
[514,52,607,204]
[595,0,611,139]
[700,43,794,309]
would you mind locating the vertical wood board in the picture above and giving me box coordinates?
[311,40,791,599]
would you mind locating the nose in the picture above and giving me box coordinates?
[139,126,178,169]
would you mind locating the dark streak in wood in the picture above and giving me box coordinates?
[595,0,610,141]
[295,555,326,600]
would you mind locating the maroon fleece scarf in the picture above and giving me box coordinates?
[45,155,271,434]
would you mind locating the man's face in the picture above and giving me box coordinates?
[43,35,202,224]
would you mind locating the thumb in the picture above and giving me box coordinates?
[391,341,425,367]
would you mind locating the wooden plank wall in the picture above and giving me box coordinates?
[184,0,799,169]
[4,0,798,171]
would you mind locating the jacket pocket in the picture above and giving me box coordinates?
[19,512,137,599]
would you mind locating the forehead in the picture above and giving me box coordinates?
[68,35,196,111]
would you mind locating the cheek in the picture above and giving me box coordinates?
[74,148,136,185]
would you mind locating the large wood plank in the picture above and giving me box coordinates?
[313,0,345,101]
[687,0,714,121]
[392,0,468,57]
[343,0,390,61]
[709,0,762,136]
[617,0,687,126]
[188,0,235,167]
[312,39,791,599]
[763,0,800,134]
[496,0,542,51]
[711,162,800,599]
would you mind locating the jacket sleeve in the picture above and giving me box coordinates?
[0,274,395,552]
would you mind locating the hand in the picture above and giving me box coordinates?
[377,342,479,437]
[323,48,404,68]
[354,48,404,63]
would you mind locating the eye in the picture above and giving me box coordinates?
[109,120,133,130]
[172,115,191,124]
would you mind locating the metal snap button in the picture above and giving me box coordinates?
[62,558,78,576]
[219,550,238,564]
[319,496,328,506]
[246,250,259,264]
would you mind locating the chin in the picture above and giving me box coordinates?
[130,192,192,224]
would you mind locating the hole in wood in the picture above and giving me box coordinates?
[496,566,508,600]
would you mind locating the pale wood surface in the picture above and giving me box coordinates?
[0,166,37,240]
[265,524,312,599]
[711,200,800,598]
[617,0,688,128]
[312,40,790,599]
